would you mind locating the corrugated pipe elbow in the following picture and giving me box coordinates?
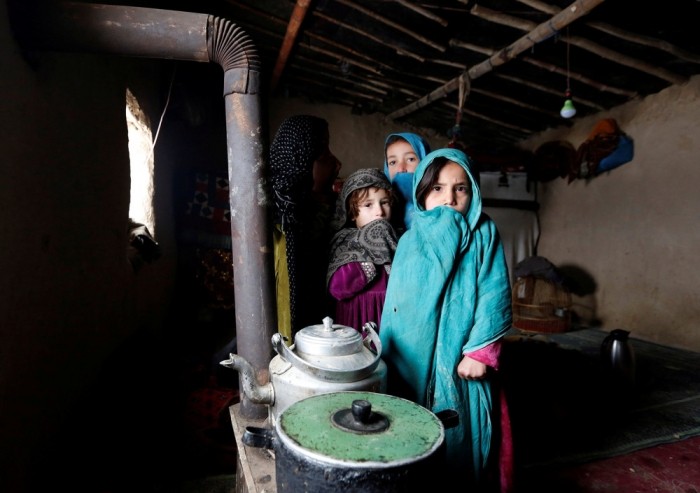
[207,15,261,96]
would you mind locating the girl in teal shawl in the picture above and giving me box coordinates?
[380,148,513,492]
[382,132,431,233]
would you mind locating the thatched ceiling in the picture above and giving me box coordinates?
[81,0,700,150]
[206,1,700,149]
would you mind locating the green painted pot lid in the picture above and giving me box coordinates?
[276,391,444,468]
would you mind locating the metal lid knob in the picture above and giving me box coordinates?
[331,399,389,433]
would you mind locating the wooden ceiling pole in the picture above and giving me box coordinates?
[270,0,313,92]
[313,10,426,61]
[516,0,700,64]
[386,0,606,121]
[449,38,636,99]
[470,4,686,85]
[394,0,448,26]
[336,0,447,52]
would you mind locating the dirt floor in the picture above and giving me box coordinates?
[517,434,700,493]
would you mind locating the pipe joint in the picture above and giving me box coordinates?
[224,68,260,96]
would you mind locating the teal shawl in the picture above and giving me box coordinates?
[379,148,512,481]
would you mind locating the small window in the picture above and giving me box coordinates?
[125,88,155,234]
[126,88,161,270]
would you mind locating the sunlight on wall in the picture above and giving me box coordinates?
[126,88,155,234]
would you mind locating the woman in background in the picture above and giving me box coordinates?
[269,115,341,341]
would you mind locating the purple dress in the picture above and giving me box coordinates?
[328,262,390,333]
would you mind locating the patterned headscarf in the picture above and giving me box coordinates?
[270,115,329,228]
[327,168,397,285]
[339,168,393,226]
[269,115,330,333]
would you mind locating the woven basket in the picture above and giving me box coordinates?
[512,276,572,333]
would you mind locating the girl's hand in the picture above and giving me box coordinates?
[457,354,487,381]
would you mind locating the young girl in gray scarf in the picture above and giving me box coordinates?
[326,168,397,333]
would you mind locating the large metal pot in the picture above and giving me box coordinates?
[220,317,387,423]
[243,391,457,493]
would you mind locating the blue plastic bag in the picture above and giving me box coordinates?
[597,134,634,174]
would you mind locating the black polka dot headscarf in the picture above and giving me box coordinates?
[269,115,329,334]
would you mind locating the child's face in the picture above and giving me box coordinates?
[353,187,392,228]
[424,162,471,215]
[385,140,420,180]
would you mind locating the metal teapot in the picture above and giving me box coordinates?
[220,317,387,424]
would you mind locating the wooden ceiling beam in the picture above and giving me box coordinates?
[290,57,388,95]
[299,43,382,75]
[335,0,447,52]
[521,56,633,100]
[223,0,288,27]
[313,10,425,61]
[291,76,384,102]
[586,22,700,64]
[270,0,313,92]
[566,34,686,85]
[226,1,395,73]
[387,0,607,121]
[448,38,635,99]
[394,0,448,26]
[470,3,686,85]
[515,0,700,64]
[442,101,534,135]
[471,87,560,117]
[494,73,604,112]
[303,30,394,72]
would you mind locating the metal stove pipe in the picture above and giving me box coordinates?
[10,1,275,420]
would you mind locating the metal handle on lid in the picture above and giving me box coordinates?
[332,398,389,433]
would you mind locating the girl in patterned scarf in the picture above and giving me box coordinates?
[269,115,341,342]
[326,168,397,333]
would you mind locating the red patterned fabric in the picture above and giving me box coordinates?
[181,172,232,249]
[184,382,239,431]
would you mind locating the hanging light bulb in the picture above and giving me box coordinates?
[560,30,576,119]
[560,90,577,118]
